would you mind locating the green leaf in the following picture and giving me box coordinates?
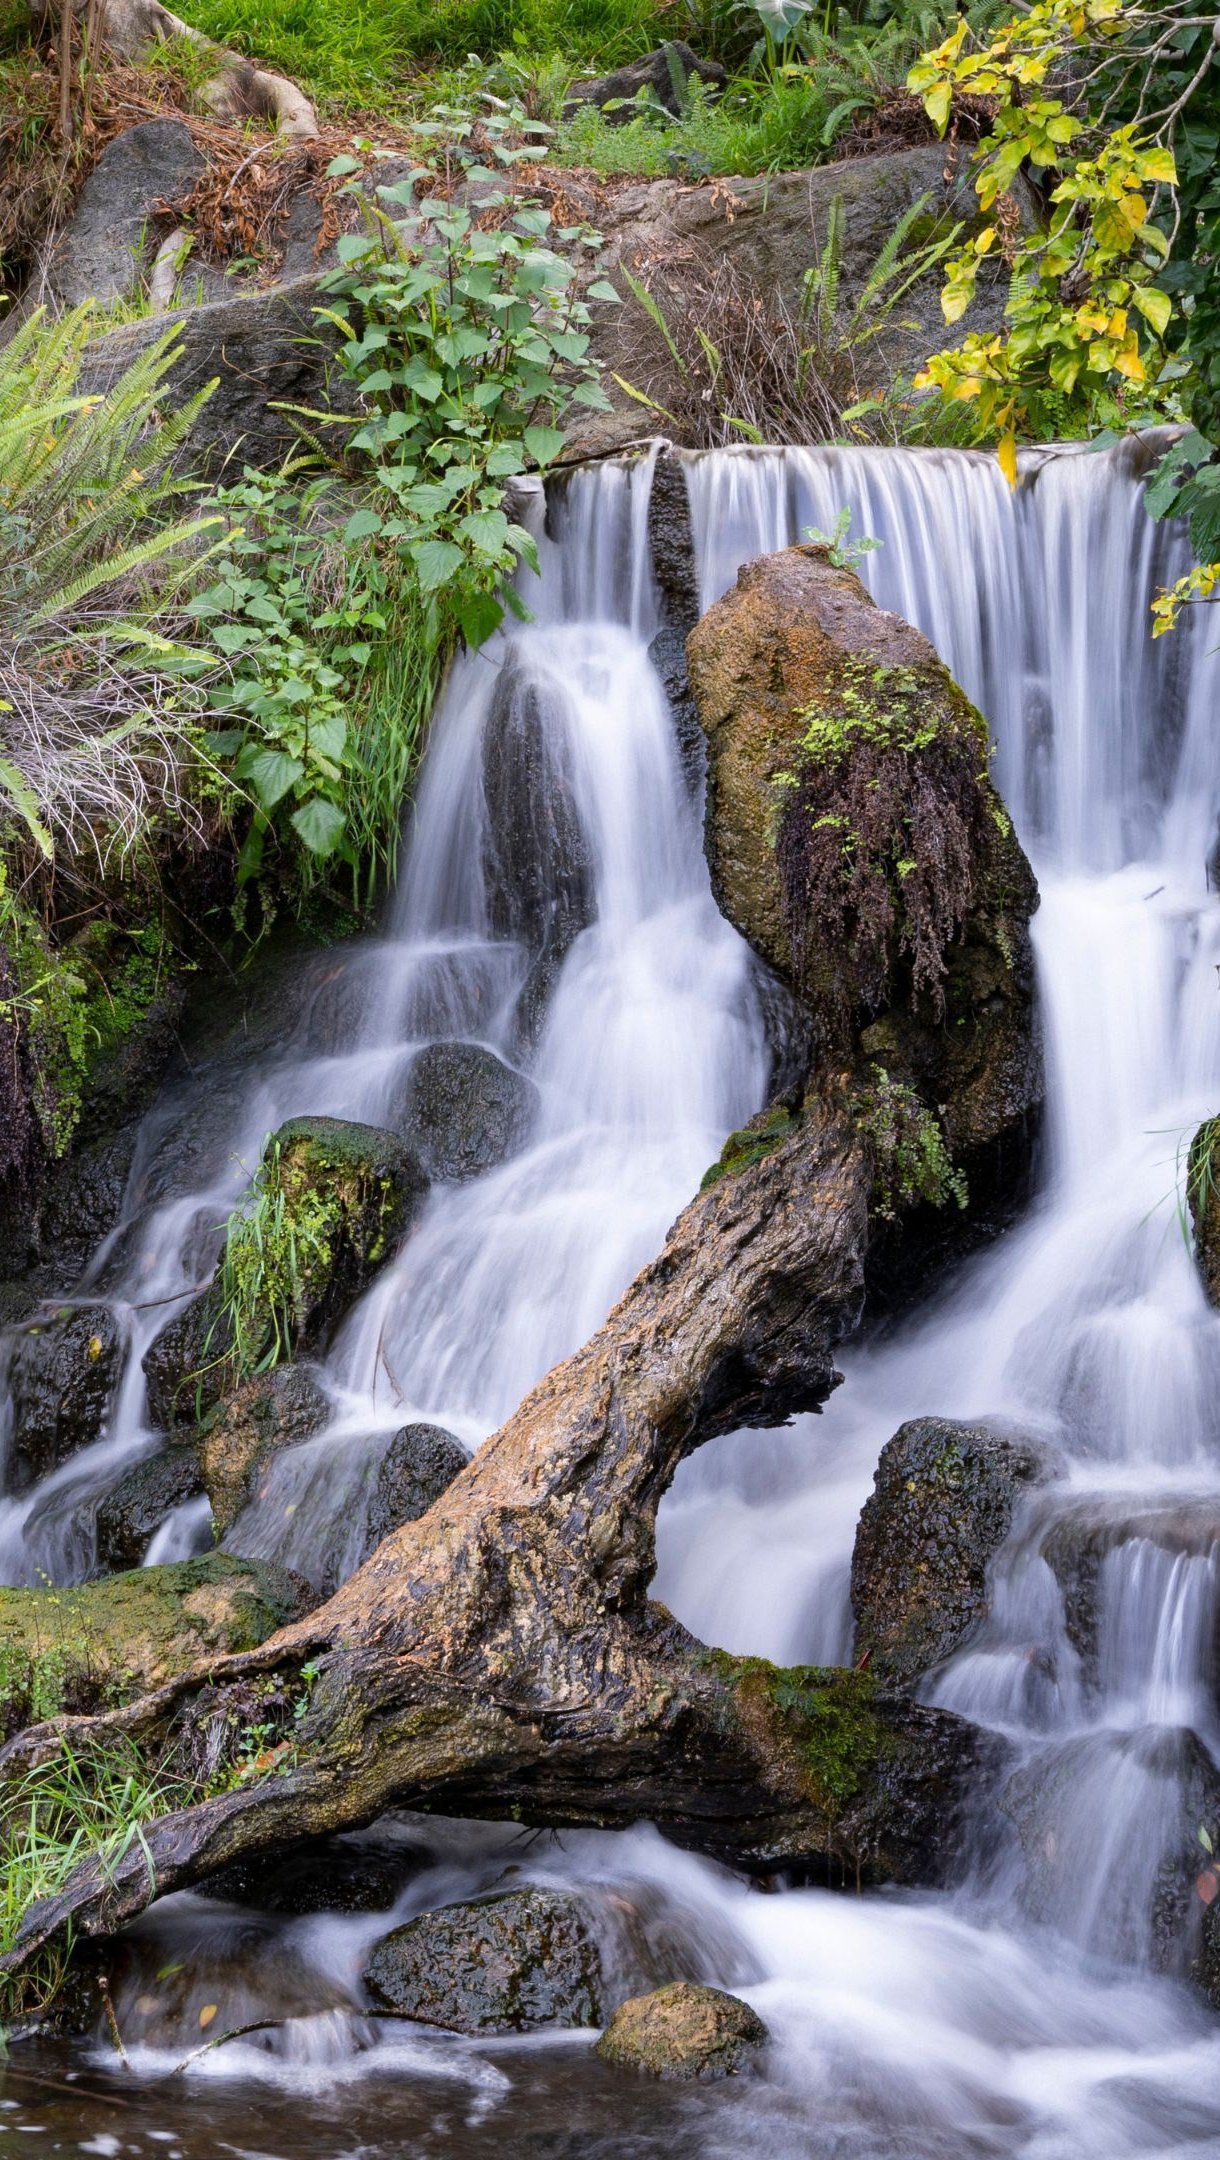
[411,538,465,591]
[456,589,505,648]
[246,750,304,810]
[402,358,444,402]
[458,507,511,555]
[291,796,346,857]
[524,424,566,467]
[308,712,348,762]
[0,751,52,860]
[326,154,363,177]
[343,508,384,544]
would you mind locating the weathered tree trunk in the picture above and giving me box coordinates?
[0,1093,984,1990]
[39,0,318,137]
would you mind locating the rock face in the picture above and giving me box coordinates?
[141,1284,229,1433]
[0,1555,311,1740]
[1038,1496,1220,1682]
[564,41,726,121]
[363,1888,608,2033]
[393,1043,539,1182]
[852,1417,1050,1684]
[362,1422,468,1555]
[1188,1116,1220,1307]
[95,1443,207,1571]
[685,544,1041,1235]
[199,1364,331,1537]
[596,1982,768,2081]
[78,146,1016,469]
[47,120,205,307]
[3,1304,126,1492]
[201,1832,428,1917]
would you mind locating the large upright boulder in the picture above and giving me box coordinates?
[686,546,1041,1232]
[852,1416,1050,1684]
[47,120,205,308]
[3,1303,126,1492]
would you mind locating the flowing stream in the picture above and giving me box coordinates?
[5,438,1220,2156]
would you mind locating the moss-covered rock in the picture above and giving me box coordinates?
[4,1302,126,1492]
[596,1982,767,2081]
[199,1364,331,1537]
[685,546,1041,1236]
[851,1416,1050,1684]
[392,1041,539,1183]
[141,1118,428,1428]
[95,1442,207,1571]
[0,1554,312,1741]
[363,1887,608,2033]
[1188,1115,1220,1308]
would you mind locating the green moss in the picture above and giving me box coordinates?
[701,1104,795,1191]
[851,1063,967,1221]
[698,1649,883,1814]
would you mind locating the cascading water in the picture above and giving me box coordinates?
[5,437,1220,2157]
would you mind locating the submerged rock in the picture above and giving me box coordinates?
[363,1887,608,2032]
[0,1554,311,1739]
[95,1443,207,1571]
[393,1042,539,1182]
[362,1421,468,1555]
[199,1363,331,1537]
[1039,1497,1220,1682]
[4,1303,126,1492]
[596,1982,767,2081]
[851,1416,1050,1684]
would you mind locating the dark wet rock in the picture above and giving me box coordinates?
[1193,1894,1220,2010]
[480,654,595,1037]
[596,1982,767,2080]
[37,1130,139,1281]
[200,1832,429,1916]
[0,1554,311,1740]
[363,1887,608,2033]
[199,1363,331,1537]
[95,1445,207,1573]
[565,42,725,122]
[142,1284,231,1433]
[1040,1497,1220,1682]
[4,1303,126,1493]
[645,447,706,791]
[851,1416,1051,1684]
[1189,1116,1220,1308]
[46,120,205,307]
[1001,1727,1220,1975]
[362,1422,468,1556]
[393,1042,539,1182]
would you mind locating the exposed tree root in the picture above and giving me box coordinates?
[38,0,318,138]
[0,1094,986,1993]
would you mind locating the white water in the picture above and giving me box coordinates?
[5,438,1220,2153]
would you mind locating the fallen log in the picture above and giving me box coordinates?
[0,1093,984,1993]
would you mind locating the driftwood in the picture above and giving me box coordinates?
[0,1094,983,1989]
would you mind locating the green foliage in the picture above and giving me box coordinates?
[805,506,882,568]
[318,111,611,648]
[700,1648,883,1814]
[0,1734,189,2027]
[774,659,995,1029]
[0,864,90,1158]
[853,1061,967,1217]
[215,1136,345,1380]
[183,0,673,104]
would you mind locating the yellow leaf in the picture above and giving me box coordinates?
[997,433,1019,489]
[198,2004,218,2029]
[973,227,997,255]
[1106,307,1128,338]
[1113,336,1145,382]
[1119,192,1147,231]
[1139,146,1177,183]
[87,1336,103,1360]
[951,374,984,401]
[1133,286,1171,337]
[925,79,952,135]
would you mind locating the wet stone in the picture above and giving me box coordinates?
[595,1982,768,2081]
[363,1887,608,2033]
[393,1041,539,1183]
[4,1303,126,1493]
[94,1443,207,1572]
[200,1832,430,1917]
[361,1421,468,1557]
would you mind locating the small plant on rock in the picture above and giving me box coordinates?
[852,1061,967,1217]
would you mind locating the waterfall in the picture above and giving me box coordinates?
[6,438,1220,2153]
